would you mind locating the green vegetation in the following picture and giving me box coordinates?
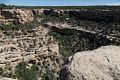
[0,67,3,75]
[40,12,120,37]
[0,22,36,31]
[14,5,120,12]
[41,69,56,80]
[49,29,111,60]
[1,3,120,12]
[39,10,119,60]
[0,61,57,80]
[13,62,56,80]
[0,4,14,9]
[0,65,17,79]
[1,4,120,80]
[15,62,38,80]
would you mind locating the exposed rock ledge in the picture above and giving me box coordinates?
[0,77,17,80]
[60,45,120,80]
[0,9,33,24]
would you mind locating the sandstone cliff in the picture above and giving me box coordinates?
[60,45,120,80]
[0,25,63,79]
[0,9,33,24]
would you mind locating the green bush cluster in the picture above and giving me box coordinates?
[41,69,56,80]
[49,28,111,60]
[14,62,56,80]
[15,62,38,80]
[0,66,17,79]
[0,22,35,31]
[41,13,120,37]
[0,4,14,9]
[0,67,3,75]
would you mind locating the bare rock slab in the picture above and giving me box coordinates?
[60,45,120,80]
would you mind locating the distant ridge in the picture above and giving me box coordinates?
[106,3,120,6]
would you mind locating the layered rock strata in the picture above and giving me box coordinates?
[0,9,33,24]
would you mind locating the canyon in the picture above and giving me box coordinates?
[0,7,120,80]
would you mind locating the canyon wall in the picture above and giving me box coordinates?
[0,9,33,24]
[1,8,120,24]
[0,25,63,79]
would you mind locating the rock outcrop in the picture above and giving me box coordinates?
[0,25,63,78]
[0,9,33,24]
[60,45,120,80]
[0,77,17,80]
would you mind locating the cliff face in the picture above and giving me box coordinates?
[0,8,65,78]
[0,9,33,24]
[1,8,120,24]
[0,25,63,79]
[1,8,120,23]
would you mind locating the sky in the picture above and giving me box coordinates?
[0,0,120,6]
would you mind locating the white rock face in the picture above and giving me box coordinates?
[60,45,120,80]
[0,77,17,80]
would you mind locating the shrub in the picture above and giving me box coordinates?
[41,69,55,80]
[0,67,3,75]
[15,61,38,80]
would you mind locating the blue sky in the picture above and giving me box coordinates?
[0,0,120,6]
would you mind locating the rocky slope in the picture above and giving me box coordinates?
[60,45,120,80]
[0,25,63,79]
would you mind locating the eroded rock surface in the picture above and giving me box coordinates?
[60,45,120,80]
[0,25,63,78]
[0,77,17,80]
[0,9,33,24]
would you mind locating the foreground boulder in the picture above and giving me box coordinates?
[60,45,120,80]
